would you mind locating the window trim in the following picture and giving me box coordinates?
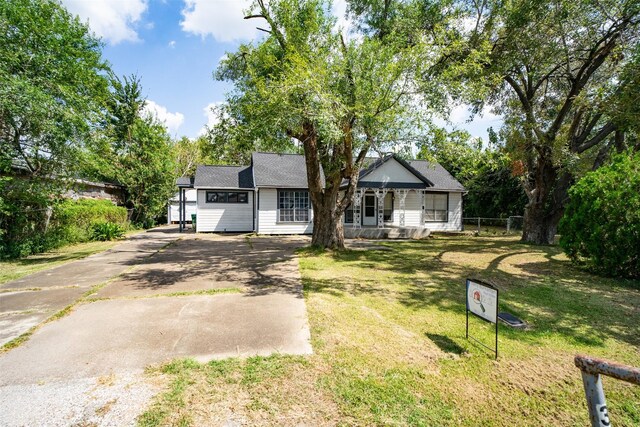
[424,192,449,223]
[205,190,249,204]
[277,189,311,223]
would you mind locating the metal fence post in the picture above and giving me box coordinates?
[507,217,511,234]
[580,371,610,427]
[477,217,480,232]
[575,355,640,427]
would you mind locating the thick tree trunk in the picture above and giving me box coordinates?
[311,193,345,249]
[521,151,571,245]
[522,202,558,245]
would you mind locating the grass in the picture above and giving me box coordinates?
[140,234,640,426]
[0,240,123,286]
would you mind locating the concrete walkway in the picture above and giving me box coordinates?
[0,227,179,346]
[0,232,312,426]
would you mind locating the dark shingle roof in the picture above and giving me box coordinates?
[193,165,254,189]
[252,152,324,187]
[176,176,194,187]
[408,160,465,191]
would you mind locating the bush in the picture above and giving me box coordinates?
[0,198,128,259]
[559,151,640,278]
[90,222,125,241]
[52,198,128,243]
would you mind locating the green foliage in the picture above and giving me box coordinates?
[90,222,125,241]
[559,152,640,278]
[85,75,177,228]
[418,128,526,218]
[54,199,128,243]
[0,0,109,182]
[0,198,127,258]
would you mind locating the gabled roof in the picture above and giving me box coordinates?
[187,152,464,192]
[193,165,254,189]
[252,152,325,188]
[408,160,465,191]
[358,154,434,187]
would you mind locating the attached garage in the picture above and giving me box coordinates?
[193,165,255,233]
[196,189,254,232]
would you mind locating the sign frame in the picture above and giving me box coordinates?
[465,278,499,359]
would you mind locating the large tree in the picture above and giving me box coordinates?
[215,0,436,248]
[86,74,176,227]
[0,0,109,256]
[457,0,640,244]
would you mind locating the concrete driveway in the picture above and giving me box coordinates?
[0,231,312,426]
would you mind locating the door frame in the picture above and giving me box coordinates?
[362,193,377,226]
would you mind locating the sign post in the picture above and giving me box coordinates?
[466,279,499,359]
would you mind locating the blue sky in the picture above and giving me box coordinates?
[60,0,502,141]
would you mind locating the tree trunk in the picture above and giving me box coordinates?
[521,150,562,245]
[311,194,345,249]
[522,201,558,245]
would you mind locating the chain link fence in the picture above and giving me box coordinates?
[463,216,524,235]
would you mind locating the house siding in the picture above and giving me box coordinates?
[257,188,313,235]
[342,190,463,231]
[363,158,423,184]
[196,190,255,232]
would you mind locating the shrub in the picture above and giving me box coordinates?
[90,222,125,241]
[0,198,128,259]
[52,198,128,243]
[559,151,640,278]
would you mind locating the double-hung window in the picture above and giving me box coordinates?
[278,190,310,222]
[424,193,448,222]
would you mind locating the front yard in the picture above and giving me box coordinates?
[140,234,640,426]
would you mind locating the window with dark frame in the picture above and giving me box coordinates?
[424,193,448,222]
[205,191,249,204]
[278,190,309,222]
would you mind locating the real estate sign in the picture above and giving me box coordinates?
[465,279,499,359]
[466,279,498,324]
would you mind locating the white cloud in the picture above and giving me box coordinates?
[168,40,176,48]
[143,101,185,134]
[61,0,148,45]
[180,0,259,42]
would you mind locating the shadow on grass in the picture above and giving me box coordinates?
[426,333,467,355]
[302,235,640,349]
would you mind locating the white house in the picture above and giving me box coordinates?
[177,152,465,235]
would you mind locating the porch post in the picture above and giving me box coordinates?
[178,188,183,232]
[374,188,388,229]
[353,189,362,229]
[398,189,409,227]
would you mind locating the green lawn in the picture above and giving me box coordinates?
[0,240,122,286]
[139,235,640,426]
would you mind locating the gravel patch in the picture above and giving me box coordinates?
[0,372,159,427]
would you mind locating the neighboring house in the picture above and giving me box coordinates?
[177,152,465,234]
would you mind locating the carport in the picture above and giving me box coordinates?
[176,176,194,232]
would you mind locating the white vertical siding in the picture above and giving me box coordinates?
[196,190,255,232]
[168,202,197,223]
[257,188,313,235]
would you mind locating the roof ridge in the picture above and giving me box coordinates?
[252,151,304,156]
[198,164,249,168]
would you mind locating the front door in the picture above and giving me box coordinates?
[363,194,377,226]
